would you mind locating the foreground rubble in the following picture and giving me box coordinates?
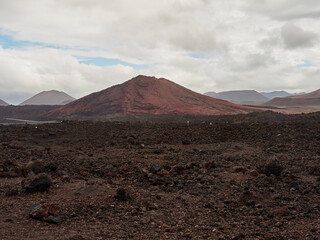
[0,112,320,239]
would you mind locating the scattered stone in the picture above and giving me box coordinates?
[202,161,216,170]
[4,186,19,197]
[22,173,52,193]
[76,185,94,194]
[0,160,22,177]
[27,171,36,177]
[182,140,191,145]
[127,137,136,145]
[68,235,86,240]
[155,169,169,176]
[150,175,166,185]
[45,162,58,172]
[248,169,259,177]
[257,161,283,177]
[232,166,247,173]
[115,188,130,201]
[29,203,64,224]
[61,175,71,182]
[24,159,45,175]
[232,233,245,240]
[246,200,256,207]
[57,170,69,176]
[149,165,162,174]
[47,215,65,224]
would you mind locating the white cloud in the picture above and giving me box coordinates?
[0,0,319,104]
[0,46,138,104]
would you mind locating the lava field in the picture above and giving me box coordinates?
[0,112,320,239]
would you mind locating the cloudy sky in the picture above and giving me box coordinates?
[0,0,319,104]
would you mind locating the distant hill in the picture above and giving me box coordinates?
[20,90,75,106]
[204,90,269,103]
[0,99,9,106]
[260,91,292,99]
[262,89,320,107]
[48,75,258,118]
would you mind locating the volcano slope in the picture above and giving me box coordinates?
[0,112,320,239]
[48,75,256,118]
[0,99,9,106]
[20,90,75,106]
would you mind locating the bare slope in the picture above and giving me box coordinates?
[205,90,269,103]
[263,89,320,107]
[0,99,9,106]
[48,75,257,117]
[260,91,292,99]
[20,90,75,106]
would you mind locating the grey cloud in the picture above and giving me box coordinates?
[246,0,320,20]
[0,0,221,53]
[0,0,319,99]
[169,30,218,52]
[281,23,318,49]
[246,53,276,69]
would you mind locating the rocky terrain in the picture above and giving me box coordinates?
[0,105,59,124]
[0,111,319,239]
[48,75,257,118]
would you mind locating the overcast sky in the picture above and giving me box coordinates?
[0,0,319,104]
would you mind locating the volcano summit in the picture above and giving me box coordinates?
[20,90,75,106]
[48,75,257,118]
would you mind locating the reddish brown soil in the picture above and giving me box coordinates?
[48,75,257,118]
[1,112,320,239]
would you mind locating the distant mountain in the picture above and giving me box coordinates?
[60,99,75,105]
[48,75,258,118]
[204,90,269,103]
[260,91,292,99]
[0,99,9,106]
[262,89,320,107]
[20,90,75,106]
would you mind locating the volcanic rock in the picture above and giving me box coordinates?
[4,185,19,197]
[115,188,130,201]
[47,75,257,118]
[0,160,22,178]
[232,166,247,173]
[257,161,283,177]
[29,203,64,224]
[24,160,45,175]
[149,165,162,174]
[22,173,52,193]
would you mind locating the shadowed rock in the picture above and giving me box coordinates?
[22,173,52,193]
